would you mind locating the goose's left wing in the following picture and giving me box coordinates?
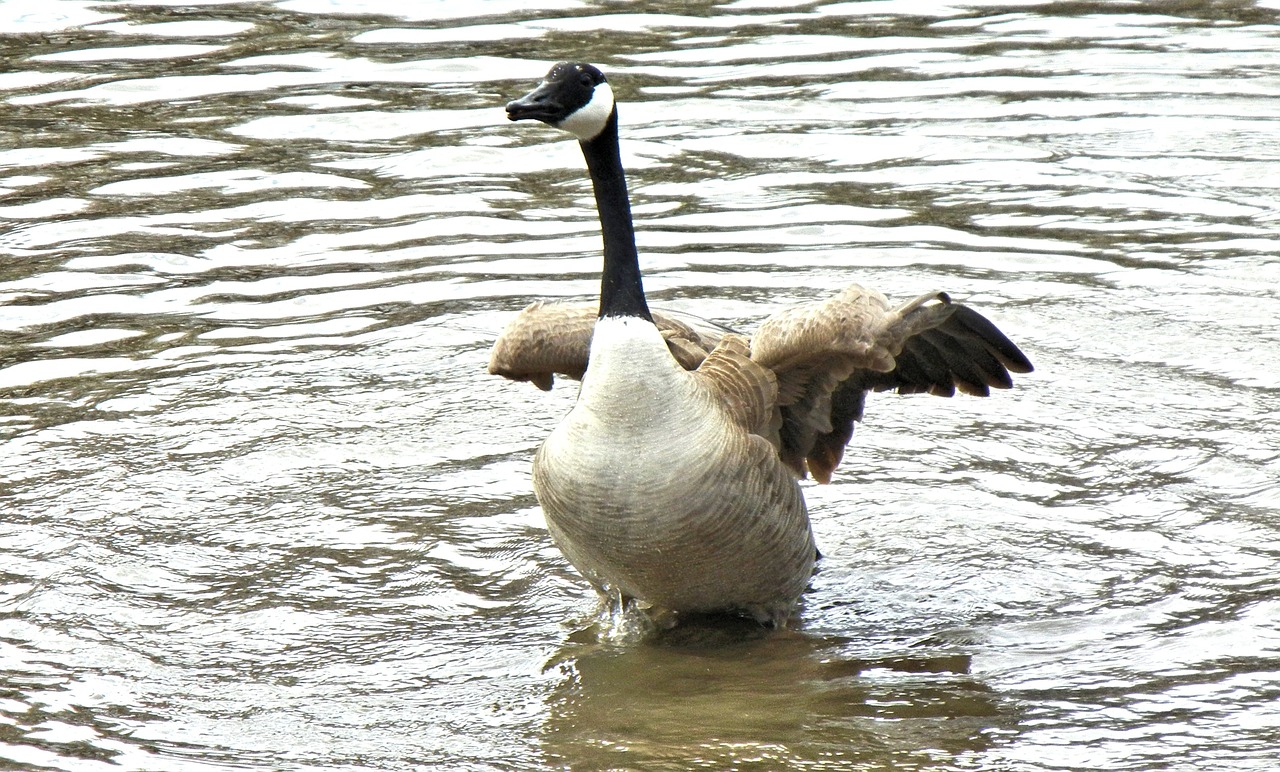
[750,286,1033,483]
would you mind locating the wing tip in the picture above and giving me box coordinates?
[950,305,1035,375]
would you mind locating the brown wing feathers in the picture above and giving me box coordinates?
[779,290,1033,480]
[867,303,1034,397]
[488,302,718,389]
[692,335,777,435]
[490,287,1032,481]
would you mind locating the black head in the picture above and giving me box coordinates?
[506,62,615,141]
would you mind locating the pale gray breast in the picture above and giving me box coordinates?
[533,371,814,618]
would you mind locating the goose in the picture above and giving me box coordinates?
[493,62,1033,627]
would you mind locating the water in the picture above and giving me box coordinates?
[2,1,1279,769]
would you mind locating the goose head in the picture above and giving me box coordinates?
[506,62,616,142]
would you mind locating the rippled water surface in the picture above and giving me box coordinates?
[3,1,1279,769]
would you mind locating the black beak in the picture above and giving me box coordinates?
[506,81,561,123]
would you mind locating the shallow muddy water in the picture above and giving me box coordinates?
[2,1,1279,770]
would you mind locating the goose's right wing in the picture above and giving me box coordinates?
[488,301,727,390]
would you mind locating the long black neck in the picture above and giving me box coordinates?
[579,108,653,322]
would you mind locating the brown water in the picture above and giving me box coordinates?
[2,1,1279,770]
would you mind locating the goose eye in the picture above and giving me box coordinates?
[580,73,593,88]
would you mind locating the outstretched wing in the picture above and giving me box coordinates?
[488,301,730,390]
[489,288,1032,483]
[750,286,1033,483]
[864,304,1034,397]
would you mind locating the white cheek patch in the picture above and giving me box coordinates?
[558,82,614,142]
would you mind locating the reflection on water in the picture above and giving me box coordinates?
[3,0,1280,770]
[543,632,996,770]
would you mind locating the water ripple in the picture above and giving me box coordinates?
[2,1,1279,770]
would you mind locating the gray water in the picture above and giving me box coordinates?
[3,1,1279,770]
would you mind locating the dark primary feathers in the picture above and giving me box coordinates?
[490,286,1032,484]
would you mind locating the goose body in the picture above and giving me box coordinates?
[534,315,814,623]
[496,63,1033,626]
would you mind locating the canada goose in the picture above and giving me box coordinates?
[494,62,1033,627]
